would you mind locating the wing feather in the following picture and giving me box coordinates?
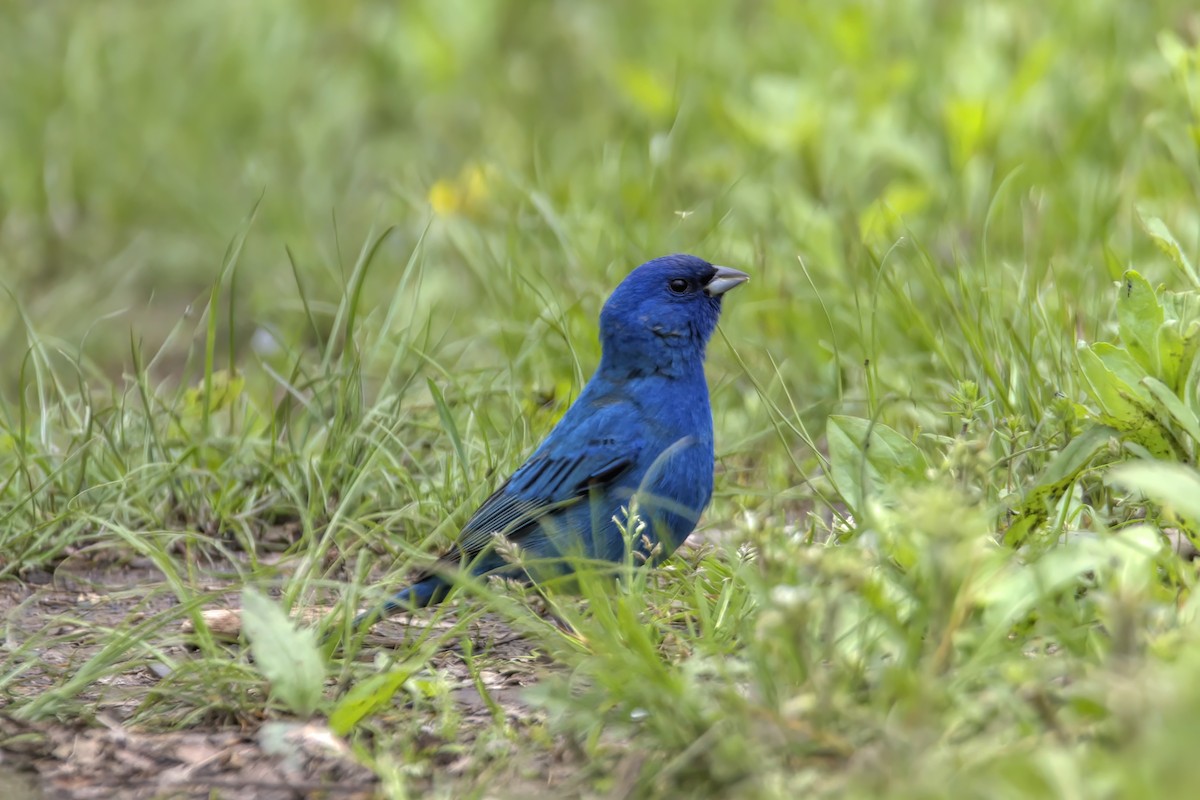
[430,440,638,569]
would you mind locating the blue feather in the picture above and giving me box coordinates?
[358,254,747,627]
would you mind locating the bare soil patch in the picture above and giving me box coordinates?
[1,558,561,799]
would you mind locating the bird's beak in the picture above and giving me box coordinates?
[704,265,750,297]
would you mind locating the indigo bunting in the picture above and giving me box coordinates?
[359,254,747,625]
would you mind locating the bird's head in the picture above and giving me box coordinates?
[598,254,748,377]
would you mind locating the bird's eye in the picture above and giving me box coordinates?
[668,278,689,295]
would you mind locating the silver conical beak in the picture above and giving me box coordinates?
[704,265,750,297]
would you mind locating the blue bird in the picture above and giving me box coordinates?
[358,254,748,626]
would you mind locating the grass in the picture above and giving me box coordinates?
[3,0,1200,797]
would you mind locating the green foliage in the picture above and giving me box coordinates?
[826,414,927,516]
[329,653,431,736]
[1007,262,1200,545]
[1110,461,1200,534]
[1079,269,1198,461]
[241,587,327,718]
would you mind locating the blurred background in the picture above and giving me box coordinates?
[1,0,1197,421]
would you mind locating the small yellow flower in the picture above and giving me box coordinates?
[428,179,460,216]
[428,163,491,217]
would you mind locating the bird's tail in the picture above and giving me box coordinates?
[352,575,450,628]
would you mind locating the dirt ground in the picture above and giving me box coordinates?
[0,556,559,800]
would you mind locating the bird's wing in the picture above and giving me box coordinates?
[436,430,641,569]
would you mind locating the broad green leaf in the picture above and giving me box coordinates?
[986,525,1163,630]
[1116,270,1162,377]
[981,535,1110,628]
[827,415,926,513]
[330,655,429,735]
[1183,322,1200,413]
[1157,324,1185,393]
[1004,425,1115,546]
[1078,346,1138,421]
[1139,214,1200,288]
[241,588,326,717]
[1077,345,1179,459]
[1142,376,1200,449]
[1109,524,1165,597]
[1107,461,1200,525]
[1161,290,1200,326]
[1038,424,1117,487]
[1092,343,1153,405]
[1001,511,1041,548]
